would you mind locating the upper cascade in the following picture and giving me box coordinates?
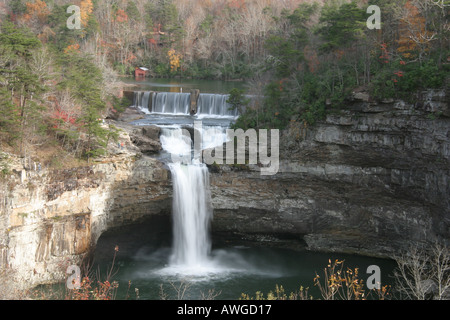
[153,92,191,115]
[197,93,238,117]
[132,91,238,118]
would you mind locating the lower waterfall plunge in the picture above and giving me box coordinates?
[160,127,215,271]
[154,123,284,278]
[157,126,282,279]
[169,162,212,267]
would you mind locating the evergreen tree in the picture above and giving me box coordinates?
[126,0,140,24]
[0,88,20,144]
[158,0,184,47]
[57,52,105,111]
[0,20,41,58]
[56,51,109,160]
[0,21,44,153]
[9,0,27,15]
[317,1,367,53]
[81,104,108,162]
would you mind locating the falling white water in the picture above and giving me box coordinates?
[198,125,230,150]
[133,91,151,114]
[160,126,216,269]
[133,91,239,118]
[197,93,238,117]
[169,162,212,267]
[152,92,191,115]
[147,126,259,279]
[159,127,192,159]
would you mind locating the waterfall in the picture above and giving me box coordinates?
[133,91,237,117]
[159,127,192,158]
[141,89,252,277]
[152,92,191,115]
[160,127,215,267]
[160,126,228,157]
[132,91,151,114]
[142,90,236,269]
[197,93,238,117]
[169,162,212,267]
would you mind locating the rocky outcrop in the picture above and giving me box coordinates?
[0,130,171,294]
[190,89,200,115]
[209,90,450,257]
[129,125,163,154]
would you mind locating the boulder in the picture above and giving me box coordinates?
[130,126,162,154]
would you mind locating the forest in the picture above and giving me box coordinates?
[0,0,448,167]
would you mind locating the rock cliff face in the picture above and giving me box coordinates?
[0,150,171,294]
[209,90,450,257]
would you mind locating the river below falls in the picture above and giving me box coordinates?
[89,245,396,300]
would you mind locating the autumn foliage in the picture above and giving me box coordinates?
[24,0,49,21]
[80,0,94,27]
[115,9,128,23]
[64,43,80,54]
[397,0,434,60]
[168,48,182,73]
[1,0,448,151]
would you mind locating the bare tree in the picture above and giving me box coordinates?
[200,288,222,300]
[393,241,450,300]
[431,242,450,300]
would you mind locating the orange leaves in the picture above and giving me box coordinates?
[51,109,77,126]
[115,9,128,23]
[80,0,94,27]
[65,246,120,300]
[379,43,390,64]
[68,276,119,300]
[379,43,390,63]
[64,43,80,54]
[23,0,50,23]
[397,0,434,59]
[392,70,405,84]
[124,53,137,63]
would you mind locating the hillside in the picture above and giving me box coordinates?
[0,0,448,168]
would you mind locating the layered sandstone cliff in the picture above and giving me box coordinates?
[0,133,171,295]
[209,90,449,257]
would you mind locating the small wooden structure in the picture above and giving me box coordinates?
[135,67,149,79]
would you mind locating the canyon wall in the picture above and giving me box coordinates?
[0,89,448,295]
[0,147,171,295]
[209,90,450,257]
